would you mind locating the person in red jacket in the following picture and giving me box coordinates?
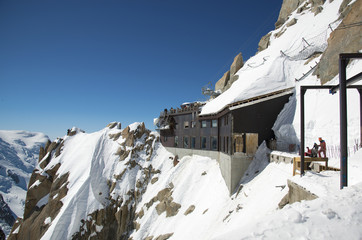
[305,147,312,156]
[318,137,326,158]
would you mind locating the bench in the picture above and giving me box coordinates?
[293,156,328,176]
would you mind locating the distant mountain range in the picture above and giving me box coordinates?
[0,130,49,237]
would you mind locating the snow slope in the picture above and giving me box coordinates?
[17,122,361,240]
[28,123,231,240]
[212,144,362,240]
[201,0,346,116]
[0,130,49,235]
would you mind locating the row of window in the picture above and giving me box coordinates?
[175,136,218,150]
[182,119,218,129]
[174,135,233,153]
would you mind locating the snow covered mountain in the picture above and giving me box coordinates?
[7,0,362,239]
[7,122,362,240]
[0,130,49,237]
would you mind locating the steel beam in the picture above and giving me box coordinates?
[300,87,306,175]
[339,56,348,189]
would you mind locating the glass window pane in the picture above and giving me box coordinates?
[191,137,196,149]
[211,136,217,150]
[201,137,207,149]
[184,136,189,148]
[175,136,178,147]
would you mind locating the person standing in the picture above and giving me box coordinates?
[318,137,326,158]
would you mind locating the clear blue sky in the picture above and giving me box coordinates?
[0,0,281,140]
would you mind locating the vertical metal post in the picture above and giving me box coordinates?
[302,38,311,47]
[359,89,362,147]
[339,55,348,189]
[300,87,306,175]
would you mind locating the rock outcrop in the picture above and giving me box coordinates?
[214,71,230,93]
[258,32,272,52]
[0,228,5,240]
[215,52,244,93]
[275,0,306,29]
[0,194,15,231]
[154,186,181,217]
[313,0,361,84]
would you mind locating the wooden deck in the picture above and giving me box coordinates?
[293,156,329,176]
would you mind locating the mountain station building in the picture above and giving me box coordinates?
[157,87,294,194]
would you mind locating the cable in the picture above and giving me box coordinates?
[336,21,362,30]
[209,6,281,85]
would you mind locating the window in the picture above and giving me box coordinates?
[191,137,196,149]
[223,137,226,152]
[191,121,196,128]
[212,120,218,128]
[226,137,229,154]
[175,136,179,147]
[224,115,228,126]
[184,121,189,129]
[184,136,189,148]
[234,135,244,153]
[164,136,168,142]
[211,136,217,150]
[175,123,179,129]
[201,121,207,128]
[201,137,207,149]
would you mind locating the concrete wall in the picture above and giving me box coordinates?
[165,147,253,194]
[230,153,253,192]
[279,179,318,209]
[270,151,297,164]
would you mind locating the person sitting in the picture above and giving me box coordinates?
[318,137,326,158]
[305,147,312,156]
[311,143,318,157]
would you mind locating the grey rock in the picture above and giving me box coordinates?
[258,32,272,52]
[215,71,230,92]
[230,52,244,76]
[313,0,362,84]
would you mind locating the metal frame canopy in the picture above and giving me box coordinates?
[300,53,362,189]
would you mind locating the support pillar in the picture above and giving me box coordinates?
[339,55,348,189]
[300,87,306,175]
[359,89,362,147]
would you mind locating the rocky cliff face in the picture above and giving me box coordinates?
[258,0,360,85]
[7,122,177,240]
[0,194,15,238]
[259,0,332,52]
[314,0,361,84]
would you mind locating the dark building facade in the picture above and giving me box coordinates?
[159,88,294,155]
[157,88,294,193]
